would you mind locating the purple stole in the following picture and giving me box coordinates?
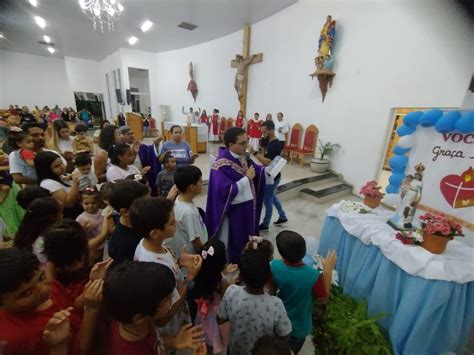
[138,143,161,196]
[205,148,265,263]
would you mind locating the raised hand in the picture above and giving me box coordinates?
[42,307,73,347]
[83,279,104,309]
[141,166,151,174]
[175,324,205,350]
[321,250,337,271]
[246,166,256,180]
[167,185,179,200]
[89,258,113,281]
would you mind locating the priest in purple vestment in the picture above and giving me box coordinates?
[205,127,266,263]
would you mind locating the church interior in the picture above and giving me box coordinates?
[0,0,473,354]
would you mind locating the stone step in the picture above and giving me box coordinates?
[276,172,340,201]
[300,182,353,204]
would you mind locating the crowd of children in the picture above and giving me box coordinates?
[0,108,337,355]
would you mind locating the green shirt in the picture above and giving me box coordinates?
[271,259,319,337]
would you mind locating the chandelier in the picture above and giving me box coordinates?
[78,0,124,33]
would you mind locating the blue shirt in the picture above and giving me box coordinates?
[271,259,319,337]
[161,141,192,167]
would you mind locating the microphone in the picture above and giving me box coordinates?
[244,152,252,165]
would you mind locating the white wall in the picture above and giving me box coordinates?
[155,30,242,121]
[98,50,123,120]
[129,75,151,114]
[152,0,473,190]
[119,48,158,117]
[64,56,102,94]
[0,51,75,109]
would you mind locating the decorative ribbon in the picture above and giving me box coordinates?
[201,246,215,259]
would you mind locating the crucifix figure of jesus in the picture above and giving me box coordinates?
[230,25,263,116]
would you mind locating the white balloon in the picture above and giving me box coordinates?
[398,135,415,149]
[383,193,401,207]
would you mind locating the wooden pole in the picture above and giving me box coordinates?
[240,25,251,117]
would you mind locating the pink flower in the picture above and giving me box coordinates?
[360,180,384,198]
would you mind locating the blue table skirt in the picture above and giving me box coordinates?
[318,216,474,355]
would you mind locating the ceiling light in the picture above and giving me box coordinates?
[0,34,4,39]
[128,36,138,45]
[43,35,51,43]
[141,20,153,32]
[47,47,55,54]
[29,0,38,7]
[78,0,124,32]
[34,16,46,28]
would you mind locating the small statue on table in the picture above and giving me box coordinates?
[388,163,425,231]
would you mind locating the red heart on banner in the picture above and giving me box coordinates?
[439,167,474,209]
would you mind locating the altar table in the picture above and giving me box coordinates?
[317,202,474,354]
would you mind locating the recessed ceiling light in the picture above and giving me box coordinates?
[34,16,46,28]
[141,20,153,32]
[29,0,38,7]
[47,47,55,54]
[118,4,124,12]
[43,35,51,43]
[0,33,4,39]
[128,36,138,45]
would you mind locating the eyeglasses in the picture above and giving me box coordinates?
[234,140,248,146]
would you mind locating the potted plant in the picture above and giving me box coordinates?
[311,140,340,173]
[360,181,385,209]
[419,213,463,254]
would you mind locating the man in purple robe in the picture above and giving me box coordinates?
[205,127,266,263]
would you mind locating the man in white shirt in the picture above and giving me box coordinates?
[275,112,290,149]
[10,123,64,185]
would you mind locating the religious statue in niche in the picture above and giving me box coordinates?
[187,62,198,102]
[231,54,259,103]
[388,163,425,231]
[310,15,336,102]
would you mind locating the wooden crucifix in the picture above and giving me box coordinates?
[231,25,263,116]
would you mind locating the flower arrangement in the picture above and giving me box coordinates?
[395,231,424,245]
[419,213,463,239]
[359,181,385,199]
[340,201,373,214]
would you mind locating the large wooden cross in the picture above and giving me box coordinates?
[230,25,263,117]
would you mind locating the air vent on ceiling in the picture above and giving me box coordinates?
[38,40,54,45]
[178,22,198,31]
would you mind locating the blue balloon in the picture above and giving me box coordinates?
[454,111,474,133]
[419,109,443,127]
[386,184,399,194]
[393,145,410,155]
[388,155,408,171]
[435,111,461,133]
[389,173,405,186]
[397,124,416,137]
[392,166,407,174]
[403,111,423,127]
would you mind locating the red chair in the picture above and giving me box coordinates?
[282,123,303,159]
[291,125,319,166]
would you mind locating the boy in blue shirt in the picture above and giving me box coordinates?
[270,230,337,354]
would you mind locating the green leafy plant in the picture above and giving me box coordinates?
[313,287,393,355]
[317,140,340,160]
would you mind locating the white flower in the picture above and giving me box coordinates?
[411,231,424,242]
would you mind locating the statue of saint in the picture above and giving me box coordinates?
[232,54,257,102]
[187,62,198,102]
[388,163,425,230]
